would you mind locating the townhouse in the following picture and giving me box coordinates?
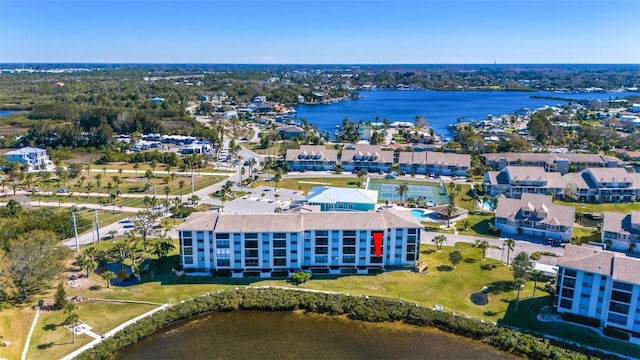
[494,193,574,241]
[484,166,565,198]
[397,151,470,176]
[601,211,640,253]
[285,145,338,171]
[482,153,623,175]
[340,145,394,173]
[563,168,640,203]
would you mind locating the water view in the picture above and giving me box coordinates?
[115,310,516,360]
[294,90,637,136]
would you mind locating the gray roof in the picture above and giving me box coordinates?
[585,167,633,183]
[559,244,640,284]
[486,166,564,187]
[5,146,47,156]
[306,186,378,205]
[602,211,640,236]
[483,152,623,166]
[341,145,394,164]
[399,151,470,168]
[494,193,574,227]
[286,145,338,162]
[176,209,422,233]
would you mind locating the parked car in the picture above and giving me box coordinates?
[57,188,69,194]
[28,187,40,193]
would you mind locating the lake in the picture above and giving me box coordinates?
[115,310,517,360]
[0,110,22,117]
[294,89,637,136]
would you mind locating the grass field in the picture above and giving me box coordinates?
[253,177,359,195]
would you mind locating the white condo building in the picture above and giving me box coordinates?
[176,210,422,277]
[556,244,640,340]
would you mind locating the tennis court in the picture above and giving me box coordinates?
[368,180,449,204]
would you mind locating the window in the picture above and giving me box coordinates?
[245,240,258,248]
[215,233,229,239]
[315,247,328,255]
[245,259,259,267]
[216,240,230,248]
[315,255,328,263]
[184,248,193,256]
[216,248,230,258]
[343,255,355,263]
[274,258,286,266]
[274,249,287,257]
[217,259,230,267]
[343,247,356,255]
[559,298,573,309]
[611,290,632,303]
[244,233,258,239]
[245,249,258,258]
[273,232,286,239]
[184,257,193,265]
[183,238,192,247]
[273,240,287,248]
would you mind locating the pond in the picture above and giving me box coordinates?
[115,310,517,360]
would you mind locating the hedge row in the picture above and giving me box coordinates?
[75,288,609,360]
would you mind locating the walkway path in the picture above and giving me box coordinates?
[21,309,39,360]
[60,303,170,360]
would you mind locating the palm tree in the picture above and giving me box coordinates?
[178,180,185,197]
[505,238,516,266]
[151,239,176,261]
[273,169,282,190]
[477,240,490,261]
[95,173,102,196]
[512,252,533,311]
[86,183,93,199]
[432,234,447,252]
[133,163,140,177]
[396,182,409,203]
[150,160,158,174]
[64,304,79,344]
[357,169,368,188]
[443,202,458,228]
[530,270,543,298]
[77,254,94,278]
[163,185,171,200]
[100,270,117,288]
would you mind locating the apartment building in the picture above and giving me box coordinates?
[285,145,338,171]
[397,151,470,176]
[482,153,623,175]
[601,211,640,253]
[564,168,640,203]
[556,244,640,339]
[176,210,421,277]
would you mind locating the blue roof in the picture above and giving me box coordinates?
[5,146,47,155]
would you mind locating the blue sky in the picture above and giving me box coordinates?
[1,0,639,64]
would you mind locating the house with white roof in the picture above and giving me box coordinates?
[494,193,574,241]
[556,244,640,340]
[563,168,640,203]
[4,147,53,172]
[304,186,378,212]
[484,166,565,199]
[176,210,421,277]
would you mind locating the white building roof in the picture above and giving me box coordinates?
[306,186,378,205]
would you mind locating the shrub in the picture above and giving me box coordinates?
[290,271,311,285]
[530,252,541,260]
[603,326,630,341]
[575,211,583,219]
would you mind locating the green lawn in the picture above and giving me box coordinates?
[253,177,359,195]
[27,302,157,360]
[555,198,640,214]
[500,297,640,359]
[572,226,601,244]
[457,213,497,237]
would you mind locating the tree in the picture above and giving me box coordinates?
[396,182,409,203]
[150,159,158,174]
[77,253,95,278]
[163,185,171,200]
[449,250,463,269]
[432,234,447,252]
[504,238,516,266]
[357,169,368,188]
[100,270,117,288]
[64,303,79,344]
[443,202,458,228]
[512,251,533,310]
[53,282,68,310]
[133,163,140,177]
[476,240,490,261]
[131,211,160,251]
[530,270,543,298]
[273,168,282,190]
[151,238,176,260]
[5,230,69,299]
[290,271,311,285]
[178,179,185,197]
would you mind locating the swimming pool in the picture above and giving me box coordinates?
[410,209,434,221]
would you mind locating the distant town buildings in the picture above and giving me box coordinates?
[4,147,53,172]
